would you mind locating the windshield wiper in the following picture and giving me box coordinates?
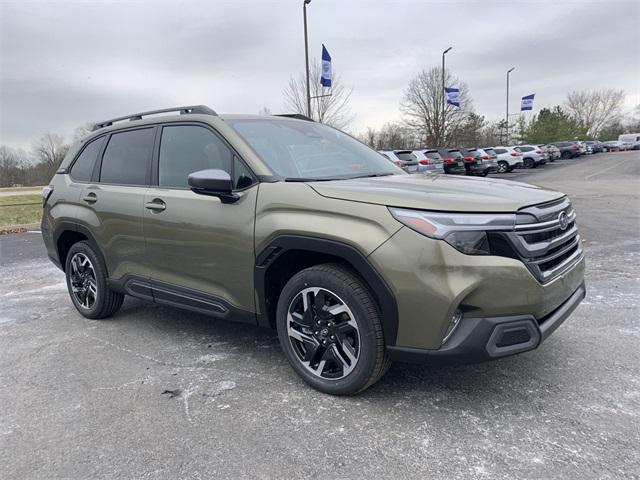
[284,177,337,182]
[347,173,395,179]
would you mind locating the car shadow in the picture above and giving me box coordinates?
[110,297,571,406]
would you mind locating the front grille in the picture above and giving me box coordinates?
[504,197,583,283]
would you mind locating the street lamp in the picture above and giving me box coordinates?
[441,47,452,146]
[303,0,312,118]
[505,67,515,144]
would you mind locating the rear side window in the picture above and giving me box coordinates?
[494,148,506,154]
[100,128,154,185]
[395,152,416,161]
[158,125,232,188]
[70,137,103,182]
[519,146,533,152]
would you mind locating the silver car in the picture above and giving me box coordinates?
[412,149,445,174]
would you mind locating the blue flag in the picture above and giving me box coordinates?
[445,87,460,107]
[320,44,332,88]
[521,93,535,111]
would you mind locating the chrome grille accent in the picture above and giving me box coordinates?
[505,197,583,283]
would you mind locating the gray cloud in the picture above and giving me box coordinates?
[1,0,638,148]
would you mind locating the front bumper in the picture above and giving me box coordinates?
[387,282,586,365]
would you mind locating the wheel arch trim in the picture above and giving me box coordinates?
[53,221,107,274]
[254,235,399,346]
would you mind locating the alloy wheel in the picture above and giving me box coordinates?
[69,252,98,309]
[286,287,360,380]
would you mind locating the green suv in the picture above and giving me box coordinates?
[42,106,586,395]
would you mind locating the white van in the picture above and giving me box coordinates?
[618,133,640,143]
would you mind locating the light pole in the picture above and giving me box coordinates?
[505,67,515,144]
[303,0,312,118]
[441,47,452,146]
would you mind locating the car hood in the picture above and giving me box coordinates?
[309,174,565,212]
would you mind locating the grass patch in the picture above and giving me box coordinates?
[0,194,42,227]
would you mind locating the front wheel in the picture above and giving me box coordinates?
[497,161,509,173]
[276,264,390,395]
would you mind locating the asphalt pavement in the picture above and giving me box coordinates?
[1,152,638,479]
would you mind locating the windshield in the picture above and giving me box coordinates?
[226,118,403,180]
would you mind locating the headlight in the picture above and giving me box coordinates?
[388,208,516,255]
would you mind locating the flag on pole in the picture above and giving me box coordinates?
[445,87,460,107]
[320,44,332,88]
[521,93,535,111]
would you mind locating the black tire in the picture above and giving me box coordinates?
[561,151,572,159]
[523,157,535,168]
[65,241,124,319]
[497,161,509,173]
[276,263,390,395]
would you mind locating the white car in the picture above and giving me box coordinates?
[514,145,547,168]
[492,146,524,173]
[411,149,445,174]
[378,150,419,173]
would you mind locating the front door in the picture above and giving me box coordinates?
[143,123,258,319]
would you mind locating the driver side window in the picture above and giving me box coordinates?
[158,125,232,188]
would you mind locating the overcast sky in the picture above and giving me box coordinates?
[1,0,638,149]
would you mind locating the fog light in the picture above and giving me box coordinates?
[442,309,463,345]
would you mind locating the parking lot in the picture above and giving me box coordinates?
[1,152,638,479]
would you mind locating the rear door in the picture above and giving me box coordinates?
[78,126,154,281]
[142,123,258,318]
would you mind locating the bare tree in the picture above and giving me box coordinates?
[72,122,95,142]
[33,133,69,178]
[258,106,272,115]
[400,66,473,147]
[564,89,625,137]
[0,146,20,187]
[283,61,354,129]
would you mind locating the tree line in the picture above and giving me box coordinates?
[283,62,638,150]
[1,64,637,187]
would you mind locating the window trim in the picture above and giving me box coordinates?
[151,121,257,192]
[93,125,158,187]
[68,135,106,183]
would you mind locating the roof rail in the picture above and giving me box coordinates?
[275,113,315,122]
[92,105,217,131]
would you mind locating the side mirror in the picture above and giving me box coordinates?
[188,169,239,204]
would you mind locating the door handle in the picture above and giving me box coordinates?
[145,200,166,212]
[82,193,97,203]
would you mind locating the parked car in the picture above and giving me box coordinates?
[584,141,604,153]
[412,149,445,174]
[515,145,546,168]
[539,144,560,162]
[575,141,589,155]
[492,146,524,173]
[459,147,494,176]
[42,105,586,395]
[550,141,581,159]
[475,148,499,172]
[436,148,466,175]
[602,141,624,152]
[378,150,419,173]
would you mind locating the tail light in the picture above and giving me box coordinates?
[443,157,454,164]
[510,152,519,156]
[394,160,403,167]
[42,185,54,206]
[482,155,489,160]
[419,159,432,165]
[535,150,542,154]
[464,156,473,161]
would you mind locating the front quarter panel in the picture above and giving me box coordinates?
[254,182,402,257]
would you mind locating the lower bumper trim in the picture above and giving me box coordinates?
[387,281,586,365]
